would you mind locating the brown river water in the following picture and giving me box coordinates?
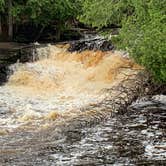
[0,44,165,165]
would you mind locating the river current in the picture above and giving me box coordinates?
[0,44,165,165]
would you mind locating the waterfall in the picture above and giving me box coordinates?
[0,44,142,132]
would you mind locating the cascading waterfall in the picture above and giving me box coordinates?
[0,44,141,133]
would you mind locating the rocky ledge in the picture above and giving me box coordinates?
[68,36,114,52]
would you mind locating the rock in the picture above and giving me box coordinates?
[129,95,166,110]
[0,129,8,136]
[0,42,47,64]
[0,42,44,84]
[0,65,9,85]
[68,36,114,52]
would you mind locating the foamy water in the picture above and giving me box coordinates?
[0,45,141,133]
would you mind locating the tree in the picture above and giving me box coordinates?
[0,0,82,41]
[79,0,133,29]
[0,16,1,37]
[11,0,83,41]
[8,0,13,41]
[0,0,13,41]
[114,0,166,82]
[0,0,5,38]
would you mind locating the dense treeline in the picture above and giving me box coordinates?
[0,0,165,82]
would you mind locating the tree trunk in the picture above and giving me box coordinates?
[34,26,45,42]
[8,0,13,41]
[56,28,61,41]
[0,15,2,39]
[56,22,62,41]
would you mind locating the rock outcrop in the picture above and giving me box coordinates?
[68,36,114,52]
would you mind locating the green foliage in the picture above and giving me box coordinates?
[114,0,166,82]
[0,0,83,41]
[79,0,133,29]
[12,0,82,26]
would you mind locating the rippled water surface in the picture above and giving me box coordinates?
[42,97,166,166]
[0,96,165,166]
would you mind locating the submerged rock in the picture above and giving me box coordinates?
[0,65,9,85]
[130,95,166,110]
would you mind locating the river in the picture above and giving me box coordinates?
[0,44,165,165]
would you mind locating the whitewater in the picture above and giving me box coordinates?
[0,44,141,134]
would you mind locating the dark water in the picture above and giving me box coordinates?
[1,95,165,166]
[0,91,166,166]
[40,96,166,166]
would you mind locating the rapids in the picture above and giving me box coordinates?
[0,44,141,134]
[0,44,165,165]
